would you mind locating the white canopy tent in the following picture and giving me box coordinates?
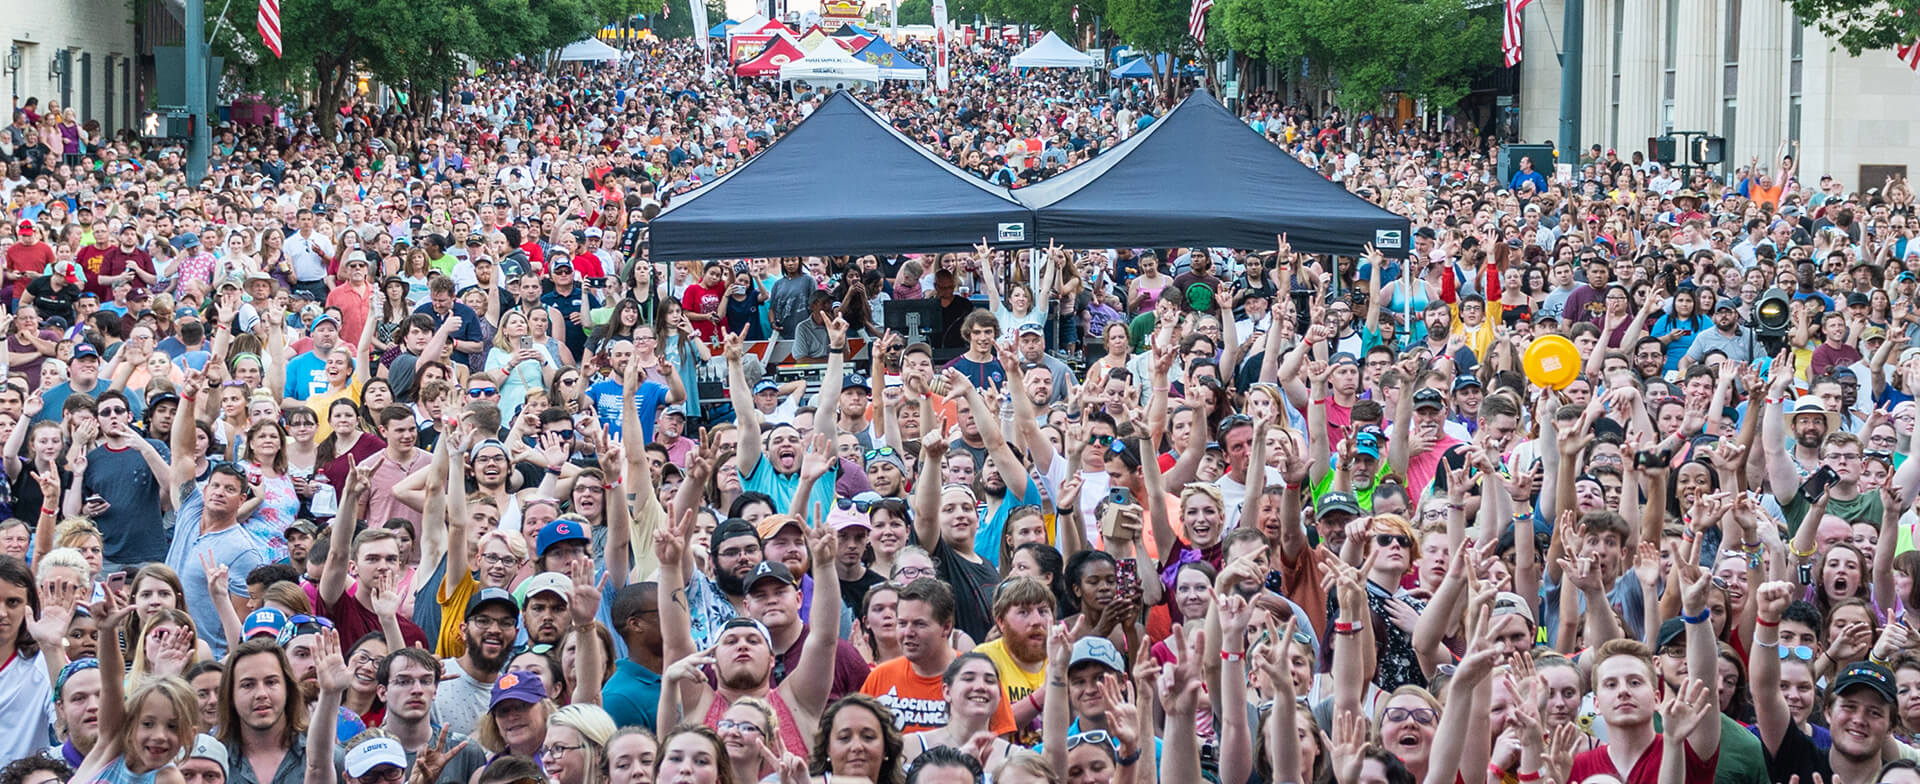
[555,38,622,62]
[727,13,770,36]
[1009,32,1097,68]
[779,39,881,88]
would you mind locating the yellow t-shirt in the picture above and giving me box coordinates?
[306,377,366,441]
[974,637,1047,710]
[436,568,478,659]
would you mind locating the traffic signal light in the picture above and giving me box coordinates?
[1650,136,1677,164]
[1692,136,1725,165]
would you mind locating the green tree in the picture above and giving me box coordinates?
[1105,0,1189,81]
[896,0,935,25]
[1215,0,1497,111]
[1786,0,1920,56]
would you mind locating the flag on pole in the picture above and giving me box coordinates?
[1502,0,1533,67]
[687,1,708,58]
[258,0,282,58]
[1071,4,1079,24]
[1188,0,1212,45]
[932,0,950,92]
[1900,40,1920,70]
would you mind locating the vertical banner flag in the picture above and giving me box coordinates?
[1502,0,1533,67]
[258,0,283,58]
[1188,0,1211,45]
[689,0,711,57]
[932,0,950,92]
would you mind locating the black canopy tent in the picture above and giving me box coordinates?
[646,91,1035,262]
[1012,90,1413,258]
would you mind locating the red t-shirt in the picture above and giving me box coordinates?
[1570,736,1718,784]
[6,242,55,298]
[682,282,726,342]
[316,583,432,650]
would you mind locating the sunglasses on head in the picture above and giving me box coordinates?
[864,446,897,461]
[837,497,873,514]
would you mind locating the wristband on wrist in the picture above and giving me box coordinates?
[1517,772,1542,782]
[1221,650,1245,662]
[1790,542,1818,558]
[1489,765,1508,781]
[1755,617,1779,627]
[1680,606,1711,624]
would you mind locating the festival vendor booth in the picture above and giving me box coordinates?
[832,22,877,50]
[734,33,809,76]
[648,91,1033,262]
[779,36,881,88]
[708,19,738,38]
[1110,54,1202,79]
[555,37,622,63]
[852,38,928,81]
[1008,32,1098,69]
[1013,90,1411,257]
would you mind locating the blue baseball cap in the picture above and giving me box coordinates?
[243,608,291,641]
[535,519,588,555]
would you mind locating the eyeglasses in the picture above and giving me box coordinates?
[895,566,936,581]
[466,614,515,631]
[1383,707,1438,725]
[1067,730,1118,750]
[539,743,586,758]
[358,766,406,783]
[1373,534,1412,549]
[468,386,498,397]
[717,719,765,735]
[288,614,335,634]
[97,406,128,417]
[1778,645,1817,662]
[481,553,521,566]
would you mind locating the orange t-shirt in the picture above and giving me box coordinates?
[860,656,1017,735]
[1750,182,1785,210]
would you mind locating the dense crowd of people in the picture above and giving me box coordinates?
[1,28,1919,784]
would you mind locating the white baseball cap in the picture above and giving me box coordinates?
[345,736,409,777]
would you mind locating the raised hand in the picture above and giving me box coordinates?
[1660,678,1715,739]
[407,727,471,784]
[1330,709,1369,784]
[315,626,352,694]
[1754,580,1795,623]
[664,645,717,684]
[568,559,603,626]
[146,625,197,677]
[654,507,693,570]
[26,574,82,647]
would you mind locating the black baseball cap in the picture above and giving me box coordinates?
[1834,662,1897,703]
[467,587,520,619]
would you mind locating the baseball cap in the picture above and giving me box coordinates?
[1834,661,1897,703]
[536,519,589,554]
[1716,297,1742,312]
[710,518,760,554]
[755,514,806,541]
[1016,322,1045,336]
[1411,388,1446,411]
[745,561,799,592]
[844,372,872,391]
[344,736,409,778]
[1317,491,1362,519]
[489,670,549,709]
[1655,617,1687,649]
[1490,592,1536,626]
[1452,374,1482,392]
[753,379,781,395]
[519,572,574,604]
[308,314,341,333]
[187,735,229,777]
[1354,431,1384,460]
[466,587,519,619]
[71,343,101,361]
[243,608,291,641]
[826,503,871,531]
[1069,637,1125,672]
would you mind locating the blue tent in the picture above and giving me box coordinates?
[1109,54,1201,79]
[851,37,928,81]
[833,22,874,37]
[708,20,738,37]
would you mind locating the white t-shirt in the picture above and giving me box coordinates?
[0,650,54,764]
[1219,465,1287,532]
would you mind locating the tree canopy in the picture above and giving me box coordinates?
[1785,0,1920,56]
[1214,0,1499,110]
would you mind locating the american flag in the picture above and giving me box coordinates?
[1900,40,1920,70]
[258,0,282,58]
[1502,0,1533,67]
[1189,0,1212,45]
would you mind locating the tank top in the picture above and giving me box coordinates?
[88,758,167,784]
[706,691,809,755]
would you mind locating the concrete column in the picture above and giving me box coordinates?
[1581,0,1614,150]
[1672,0,1719,132]
[1734,0,1788,165]
[1615,0,1662,146]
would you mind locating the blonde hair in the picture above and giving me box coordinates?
[477,698,556,754]
[994,751,1061,784]
[549,704,618,784]
[727,696,780,739]
[121,675,198,759]
[54,518,102,549]
[36,546,91,585]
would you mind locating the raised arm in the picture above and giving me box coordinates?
[319,455,379,606]
[567,559,606,707]
[783,523,843,715]
[1749,580,1795,752]
[723,329,764,474]
[306,628,348,784]
[912,425,947,550]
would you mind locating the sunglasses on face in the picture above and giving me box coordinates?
[1067,730,1118,750]
[1373,534,1413,549]
[468,386,498,397]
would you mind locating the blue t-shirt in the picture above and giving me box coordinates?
[587,378,670,441]
[413,302,486,365]
[83,440,169,565]
[35,379,140,424]
[284,351,329,400]
[1651,314,1708,372]
[973,477,1042,569]
[741,453,840,518]
[166,485,267,659]
[944,356,1006,390]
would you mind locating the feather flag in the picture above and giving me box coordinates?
[932,0,950,92]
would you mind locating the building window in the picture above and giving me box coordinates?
[1612,0,1625,146]
[1789,15,1803,143]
